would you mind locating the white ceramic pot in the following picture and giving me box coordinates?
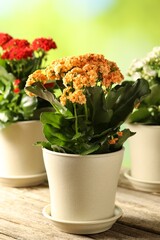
[128,124,160,182]
[0,121,46,187]
[42,148,124,222]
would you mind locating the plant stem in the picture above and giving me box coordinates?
[84,103,88,122]
[73,103,78,135]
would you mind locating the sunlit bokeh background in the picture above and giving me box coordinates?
[1,0,160,167]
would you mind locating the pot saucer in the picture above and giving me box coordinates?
[124,170,160,193]
[42,204,122,234]
[0,172,47,187]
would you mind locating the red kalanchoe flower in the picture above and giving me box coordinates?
[2,47,33,60]
[13,79,21,86]
[13,88,20,94]
[0,32,58,125]
[13,79,21,94]
[2,38,30,50]
[0,33,12,48]
[31,37,57,51]
[1,51,10,59]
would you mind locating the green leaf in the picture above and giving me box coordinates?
[0,66,15,82]
[0,111,11,123]
[35,141,52,150]
[24,78,150,155]
[127,107,151,123]
[20,93,38,118]
[144,83,160,105]
[114,129,135,149]
[72,132,82,140]
[26,82,72,118]
[41,112,63,129]
[50,145,66,153]
[92,127,113,139]
[80,144,100,155]
[0,59,6,68]
[86,86,113,124]
[106,79,150,128]
[43,124,70,144]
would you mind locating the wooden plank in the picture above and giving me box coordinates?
[89,223,160,239]
[0,183,160,239]
[0,235,17,240]
[116,187,160,234]
[0,186,90,240]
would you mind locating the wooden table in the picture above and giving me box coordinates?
[0,171,160,240]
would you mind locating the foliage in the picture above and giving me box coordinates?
[0,33,57,128]
[127,46,160,125]
[25,53,150,154]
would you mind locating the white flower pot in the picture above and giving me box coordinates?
[0,121,46,187]
[42,148,124,233]
[128,124,160,182]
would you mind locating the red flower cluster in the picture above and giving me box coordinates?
[13,79,21,94]
[2,38,30,50]
[0,33,57,61]
[31,37,57,51]
[2,47,33,60]
[0,33,12,47]
[0,33,57,126]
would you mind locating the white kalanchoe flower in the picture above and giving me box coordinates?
[127,46,160,81]
[132,59,144,69]
[143,66,157,80]
[131,72,142,81]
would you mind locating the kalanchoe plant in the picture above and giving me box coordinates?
[25,53,150,154]
[127,46,160,125]
[0,33,57,128]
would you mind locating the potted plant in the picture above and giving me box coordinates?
[126,46,160,191]
[25,53,149,234]
[0,33,57,187]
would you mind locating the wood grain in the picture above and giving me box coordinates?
[0,174,160,239]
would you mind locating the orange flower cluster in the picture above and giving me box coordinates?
[108,131,123,145]
[26,53,124,105]
[25,70,47,96]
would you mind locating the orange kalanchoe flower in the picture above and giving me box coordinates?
[117,131,123,137]
[108,138,118,145]
[25,70,47,96]
[68,89,86,105]
[24,53,150,155]
[25,53,124,106]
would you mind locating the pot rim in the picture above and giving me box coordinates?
[126,123,160,129]
[8,120,40,126]
[42,147,124,158]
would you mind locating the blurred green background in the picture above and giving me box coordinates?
[0,0,160,167]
